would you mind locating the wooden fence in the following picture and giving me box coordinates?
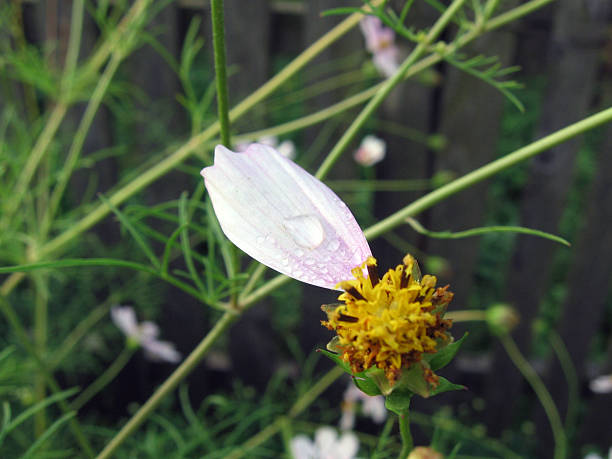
[14,0,612,456]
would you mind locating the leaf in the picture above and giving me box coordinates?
[317,348,351,374]
[406,217,570,247]
[317,349,382,396]
[426,333,468,371]
[430,377,466,396]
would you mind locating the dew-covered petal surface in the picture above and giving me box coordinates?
[201,144,372,289]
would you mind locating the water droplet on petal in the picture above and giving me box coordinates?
[295,249,304,257]
[256,236,265,244]
[327,239,340,251]
[266,235,276,244]
[281,258,289,266]
[282,214,325,249]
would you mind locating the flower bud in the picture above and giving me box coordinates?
[486,303,519,335]
[408,446,444,459]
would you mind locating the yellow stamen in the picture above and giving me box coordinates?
[321,255,453,385]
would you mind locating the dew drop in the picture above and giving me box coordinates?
[295,249,304,257]
[281,258,289,266]
[327,239,340,251]
[256,236,265,244]
[266,235,276,244]
[282,214,325,249]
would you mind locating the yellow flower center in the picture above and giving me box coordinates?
[321,254,453,385]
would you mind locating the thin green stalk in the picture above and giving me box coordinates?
[95,311,238,459]
[315,0,469,180]
[226,366,345,459]
[398,408,414,459]
[61,0,85,94]
[33,274,49,436]
[363,105,612,240]
[33,2,378,263]
[499,333,566,459]
[445,310,486,322]
[0,296,94,457]
[51,303,111,369]
[41,52,124,237]
[549,332,579,433]
[71,348,135,410]
[2,0,152,229]
[210,0,231,147]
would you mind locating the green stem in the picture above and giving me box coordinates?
[398,408,414,459]
[71,348,135,410]
[95,311,238,459]
[364,105,612,240]
[549,332,579,434]
[499,333,566,459]
[226,366,345,459]
[33,3,375,263]
[0,297,94,457]
[33,274,49,436]
[315,0,468,180]
[61,0,85,94]
[445,310,487,322]
[210,0,231,147]
[41,51,124,237]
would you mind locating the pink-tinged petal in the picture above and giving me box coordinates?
[201,144,372,289]
[142,339,181,363]
[110,306,139,339]
[354,135,386,166]
[373,47,400,78]
[139,321,160,341]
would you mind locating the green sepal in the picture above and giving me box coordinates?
[317,349,383,396]
[385,387,412,415]
[318,348,351,373]
[394,362,433,398]
[426,332,468,371]
[429,377,466,396]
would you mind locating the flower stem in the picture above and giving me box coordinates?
[71,347,135,411]
[499,332,567,459]
[364,105,612,240]
[95,311,238,459]
[210,0,231,147]
[315,0,468,180]
[398,408,414,459]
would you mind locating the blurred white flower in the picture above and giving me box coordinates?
[340,381,387,430]
[291,426,359,459]
[354,135,386,166]
[236,135,296,160]
[359,15,400,77]
[584,448,612,459]
[111,306,181,363]
[589,374,612,394]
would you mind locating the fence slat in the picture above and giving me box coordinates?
[484,0,607,439]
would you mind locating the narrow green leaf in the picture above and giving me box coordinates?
[321,7,364,17]
[20,411,76,459]
[427,333,468,371]
[98,193,160,269]
[179,192,207,297]
[430,377,466,396]
[406,217,570,247]
[161,223,188,277]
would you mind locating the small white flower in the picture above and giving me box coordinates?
[583,448,612,459]
[111,306,181,363]
[353,135,386,167]
[589,374,612,394]
[340,381,387,430]
[236,135,297,160]
[359,16,400,77]
[291,426,359,459]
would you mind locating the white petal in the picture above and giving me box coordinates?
[142,339,181,363]
[335,431,359,459]
[201,144,372,289]
[139,321,160,341]
[110,306,139,340]
[590,374,612,393]
[314,426,338,451]
[290,435,318,459]
[362,395,387,423]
